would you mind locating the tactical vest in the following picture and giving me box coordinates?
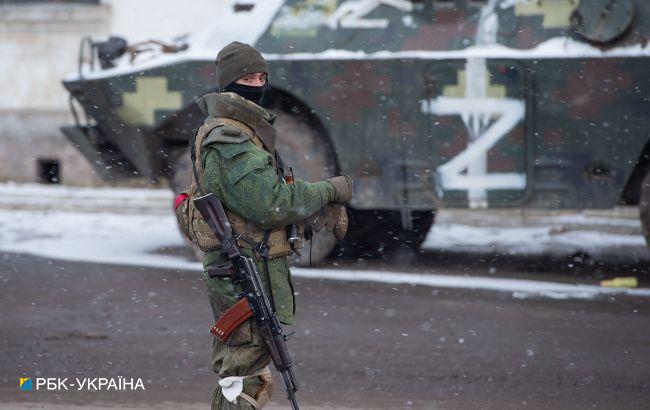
[175,116,295,258]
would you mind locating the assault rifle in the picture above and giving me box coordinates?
[193,192,300,410]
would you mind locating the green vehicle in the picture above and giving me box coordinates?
[62,0,650,263]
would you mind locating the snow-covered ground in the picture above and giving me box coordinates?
[0,183,648,300]
[424,210,647,259]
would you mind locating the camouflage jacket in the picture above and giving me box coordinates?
[197,92,334,324]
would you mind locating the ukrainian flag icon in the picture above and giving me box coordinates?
[19,378,32,391]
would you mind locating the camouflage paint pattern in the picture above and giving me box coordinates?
[62,0,650,211]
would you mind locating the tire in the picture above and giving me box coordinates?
[341,209,435,258]
[271,109,339,266]
[639,171,650,245]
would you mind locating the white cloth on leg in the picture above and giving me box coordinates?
[219,376,245,404]
[218,366,272,406]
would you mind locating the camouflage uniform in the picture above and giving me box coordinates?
[195,91,335,409]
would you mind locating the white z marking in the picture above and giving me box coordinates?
[421,96,526,207]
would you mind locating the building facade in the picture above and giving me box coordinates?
[0,0,227,186]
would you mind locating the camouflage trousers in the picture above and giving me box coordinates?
[203,251,295,409]
[209,325,272,409]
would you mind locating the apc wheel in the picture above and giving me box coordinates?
[639,172,650,246]
[271,109,339,266]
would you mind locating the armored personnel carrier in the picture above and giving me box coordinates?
[62,0,650,263]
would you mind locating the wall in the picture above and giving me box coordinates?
[0,0,229,186]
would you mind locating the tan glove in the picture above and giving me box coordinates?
[310,204,348,240]
[327,175,353,204]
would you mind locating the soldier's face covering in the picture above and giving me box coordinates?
[224,82,268,106]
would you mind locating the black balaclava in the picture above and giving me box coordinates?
[224,82,268,106]
[215,41,269,105]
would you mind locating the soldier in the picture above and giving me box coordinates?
[193,41,353,409]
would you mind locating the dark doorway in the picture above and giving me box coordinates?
[38,158,60,184]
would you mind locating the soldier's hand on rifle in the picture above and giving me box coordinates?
[327,175,353,204]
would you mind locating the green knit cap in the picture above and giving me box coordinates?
[215,41,268,91]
